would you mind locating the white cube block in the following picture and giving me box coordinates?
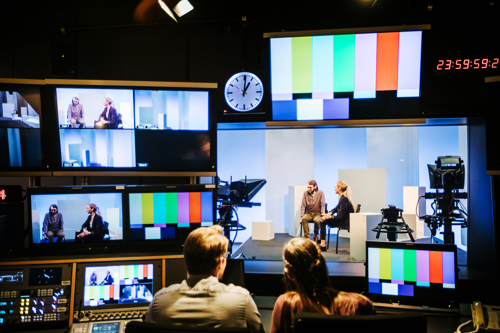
[252,220,275,241]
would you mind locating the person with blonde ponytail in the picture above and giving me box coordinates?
[319,181,354,251]
[270,238,339,333]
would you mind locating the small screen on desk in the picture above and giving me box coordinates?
[82,264,154,307]
[365,241,458,308]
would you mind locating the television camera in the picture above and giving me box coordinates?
[216,177,266,253]
[424,156,467,244]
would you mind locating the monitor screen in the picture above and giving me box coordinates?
[126,184,215,250]
[74,260,161,311]
[0,88,43,171]
[365,241,458,309]
[28,185,125,253]
[268,28,426,121]
[52,86,214,173]
[0,202,24,255]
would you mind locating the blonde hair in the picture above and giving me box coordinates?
[184,225,229,275]
[336,181,352,204]
[104,97,116,108]
[88,203,101,216]
[332,291,375,315]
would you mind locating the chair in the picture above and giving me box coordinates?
[102,221,110,240]
[326,203,361,253]
[294,312,427,333]
[125,321,251,333]
[43,235,65,243]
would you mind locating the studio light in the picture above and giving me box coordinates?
[158,0,194,23]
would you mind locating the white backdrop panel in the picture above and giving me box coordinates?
[338,168,387,214]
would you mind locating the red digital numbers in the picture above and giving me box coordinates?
[437,58,499,70]
[0,189,6,201]
[492,58,499,69]
[481,58,488,69]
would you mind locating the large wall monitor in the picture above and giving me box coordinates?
[365,241,458,311]
[266,25,429,121]
[125,184,215,252]
[50,85,215,175]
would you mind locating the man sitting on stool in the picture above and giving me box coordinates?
[43,204,65,243]
[145,225,264,333]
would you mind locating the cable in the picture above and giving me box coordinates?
[454,319,481,333]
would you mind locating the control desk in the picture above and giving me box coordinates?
[0,264,72,330]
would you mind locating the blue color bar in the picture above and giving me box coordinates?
[442,251,456,288]
[397,31,422,97]
[354,33,377,99]
[200,192,213,223]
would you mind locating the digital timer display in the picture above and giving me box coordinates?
[436,58,499,70]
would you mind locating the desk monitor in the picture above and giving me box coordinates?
[365,241,458,310]
[27,185,126,254]
[74,260,161,313]
[125,184,216,252]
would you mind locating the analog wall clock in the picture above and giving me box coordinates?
[224,72,264,112]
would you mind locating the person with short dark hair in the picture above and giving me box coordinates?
[300,180,325,243]
[145,225,264,333]
[42,204,65,242]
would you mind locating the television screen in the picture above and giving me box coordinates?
[268,27,427,121]
[126,184,215,250]
[74,260,161,312]
[28,185,125,253]
[365,241,458,309]
[0,89,43,171]
[52,86,214,173]
[0,202,24,255]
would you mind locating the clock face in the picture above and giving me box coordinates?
[224,72,264,112]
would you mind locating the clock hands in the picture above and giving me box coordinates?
[243,82,251,96]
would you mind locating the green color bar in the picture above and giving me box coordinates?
[292,37,313,93]
[134,265,139,279]
[165,193,178,224]
[379,248,392,280]
[404,249,417,282]
[333,34,355,92]
[142,193,154,225]
[99,286,104,299]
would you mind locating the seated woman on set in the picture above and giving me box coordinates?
[270,238,374,333]
[76,203,104,242]
[319,180,354,251]
[95,97,119,129]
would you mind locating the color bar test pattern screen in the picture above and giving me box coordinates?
[128,191,213,240]
[270,31,422,121]
[367,246,456,298]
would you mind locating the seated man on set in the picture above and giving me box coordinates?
[300,180,325,243]
[145,225,264,333]
[42,204,65,242]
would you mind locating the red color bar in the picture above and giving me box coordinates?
[376,32,399,91]
[429,251,443,284]
[189,192,201,223]
[110,285,114,299]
